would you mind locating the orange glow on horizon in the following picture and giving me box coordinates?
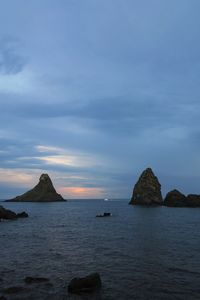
[58,186,105,199]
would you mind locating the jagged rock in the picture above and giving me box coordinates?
[68,273,102,294]
[0,206,29,221]
[129,168,163,205]
[17,211,29,218]
[0,206,17,220]
[6,174,65,202]
[164,189,187,207]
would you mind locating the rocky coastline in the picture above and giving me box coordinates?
[129,168,200,207]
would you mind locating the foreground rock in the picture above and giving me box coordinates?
[129,168,163,205]
[24,276,49,284]
[0,206,29,221]
[2,286,29,294]
[68,273,102,294]
[6,174,65,202]
[164,190,200,207]
[0,206,17,220]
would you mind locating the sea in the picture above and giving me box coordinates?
[0,199,200,300]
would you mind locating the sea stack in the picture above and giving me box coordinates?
[164,189,187,207]
[6,174,65,202]
[164,190,200,207]
[129,168,163,205]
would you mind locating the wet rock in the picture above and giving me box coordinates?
[164,189,187,207]
[0,206,17,220]
[129,168,163,205]
[6,174,66,202]
[0,296,7,300]
[17,212,29,218]
[68,273,102,294]
[24,276,49,284]
[3,286,28,294]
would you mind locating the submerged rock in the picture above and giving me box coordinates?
[164,189,187,207]
[24,276,49,284]
[6,174,65,202]
[129,168,163,205]
[68,273,102,294]
[3,286,28,294]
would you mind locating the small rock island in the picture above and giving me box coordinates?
[0,205,28,221]
[129,168,163,205]
[6,174,65,202]
[164,189,200,207]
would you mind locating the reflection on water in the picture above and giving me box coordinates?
[0,200,200,299]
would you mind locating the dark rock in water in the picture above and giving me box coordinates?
[68,273,102,294]
[3,286,28,294]
[164,190,200,207]
[17,211,29,218]
[0,205,29,221]
[0,206,17,220]
[186,194,200,207]
[24,276,49,284]
[96,212,112,217]
[6,174,65,202]
[0,296,7,300]
[129,168,163,205]
[164,189,187,207]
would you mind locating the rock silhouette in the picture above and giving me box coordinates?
[129,168,163,205]
[186,194,200,207]
[164,190,200,207]
[0,205,17,220]
[0,205,29,221]
[6,174,65,202]
[164,189,187,207]
[68,273,102,294]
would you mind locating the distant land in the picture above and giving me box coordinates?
[6,174,66,202]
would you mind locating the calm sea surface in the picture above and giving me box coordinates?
[0,200,200,300]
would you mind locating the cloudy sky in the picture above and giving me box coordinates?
[0,0,200,199]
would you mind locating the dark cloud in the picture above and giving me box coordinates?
[0,37,27,74]
[0,1,200,198]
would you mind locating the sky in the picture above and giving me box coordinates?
[0,0,200,199]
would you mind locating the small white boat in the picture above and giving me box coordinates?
[104,198,109,201]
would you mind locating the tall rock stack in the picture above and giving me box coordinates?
[129,168,163,205]
[6,174,65,202]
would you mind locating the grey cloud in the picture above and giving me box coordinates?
[0,37,27,74]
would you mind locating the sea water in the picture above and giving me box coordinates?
[0,200,200,299]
